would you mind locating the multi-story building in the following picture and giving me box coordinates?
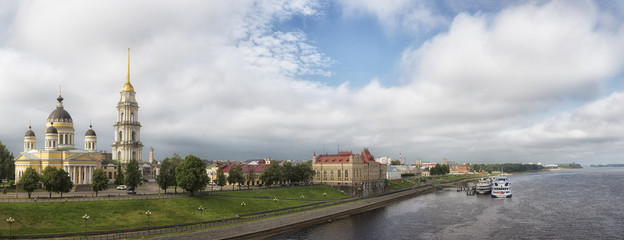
[112,49,143,164]
[14,50,144,187]
[312,148,386,196]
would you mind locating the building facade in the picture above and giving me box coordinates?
[112,49,143,164]
[312,148,386,196]
[14,50,144,187]
[14,95,104,185]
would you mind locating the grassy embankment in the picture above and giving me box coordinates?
[386,173,491,189]
[0,185,346,236]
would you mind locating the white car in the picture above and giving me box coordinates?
[116,185,127,190]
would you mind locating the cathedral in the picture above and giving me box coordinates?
[14,50,144,186]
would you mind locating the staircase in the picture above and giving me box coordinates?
[74,184,92,192]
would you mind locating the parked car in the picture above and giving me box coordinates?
[116,185,127,190]
[127,191,137,195]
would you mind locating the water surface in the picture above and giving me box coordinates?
[270,168,624,239]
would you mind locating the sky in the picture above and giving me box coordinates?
[2,0,624,165]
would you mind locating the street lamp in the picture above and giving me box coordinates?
[82,214,89,238]
[7,217,15,238]
[145,210,152,228]
[198,206,204,219]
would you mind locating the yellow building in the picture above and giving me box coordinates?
[14,94,105,185]
[14,50,141,186]
[112,49,144,164]
[312,149,386,196]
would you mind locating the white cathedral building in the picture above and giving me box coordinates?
[15,49,144,186]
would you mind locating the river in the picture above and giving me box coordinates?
[269,168,624,239]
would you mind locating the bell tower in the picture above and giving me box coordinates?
[112,48,143,164]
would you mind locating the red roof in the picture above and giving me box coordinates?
[315,152,352,164]
[218,164,269,173]
[314,148,383,165]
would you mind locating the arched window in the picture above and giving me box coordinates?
[121,112,124,122]
[119,131,123,141]
[330,170,334,178]
[65,134,68,145]
[117,151,121,161]
[344,170,348,178]
[316,170,320,178]
[132,131,136,142]
[132,151,137,160]
[130,112,134,122]
[108,172,112,179]
[337,170,341,178]
[323,170,327,178]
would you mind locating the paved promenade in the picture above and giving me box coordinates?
[152,186,433,240]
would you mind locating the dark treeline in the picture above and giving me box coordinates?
[469,163,544,173]
[590,164,624,167]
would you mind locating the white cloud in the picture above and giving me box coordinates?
[339,0,448,33]
[2,1,624,164]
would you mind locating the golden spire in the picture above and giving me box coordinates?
[122,48,135,92]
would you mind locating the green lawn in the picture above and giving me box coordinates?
[0,185,345,236]
[220,185,348,200]
[386,179,415,189]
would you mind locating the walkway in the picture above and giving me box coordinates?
[151,186,433,240]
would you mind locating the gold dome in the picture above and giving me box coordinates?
[122,81,134,92]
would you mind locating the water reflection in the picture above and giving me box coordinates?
[270,168,624,240]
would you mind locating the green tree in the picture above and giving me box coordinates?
[41,166,59,197]
[216,168,227,191]
[245,167,256,189]
[114,163,124,185]
[0,141,15,181]
[175,154,208,196]
[18,167,39,198]
[390,159,402,165]
[91,169,108,196]
[227,165,245,190]
[167,154,183,193]
[294,162,315,184]
[282,162,295,185]
[260,162,281,187]
[124,159,142,192]
[156,158,177,194]
[55,169,73,197]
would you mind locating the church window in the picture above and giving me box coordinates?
[65,135,68,145]
[117,151,121,161]
[119,131,123,141]
[132,131,136,142]
[130,112,134,122]
[121,112,124,122]
[132,151,137,160]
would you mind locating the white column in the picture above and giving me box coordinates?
[78,166,82,184]
[88,167,92,184]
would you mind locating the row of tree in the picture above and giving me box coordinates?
[0,141,15,181]
[429,164,450,175]
[213,161,315,190]
[469,163,544,173]
[16,159,144,198]
[156,154,209,196]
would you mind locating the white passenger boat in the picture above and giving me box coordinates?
[475,177,492,194]
[491,175,512,198]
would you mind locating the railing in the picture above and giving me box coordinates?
[3,185,434,239]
